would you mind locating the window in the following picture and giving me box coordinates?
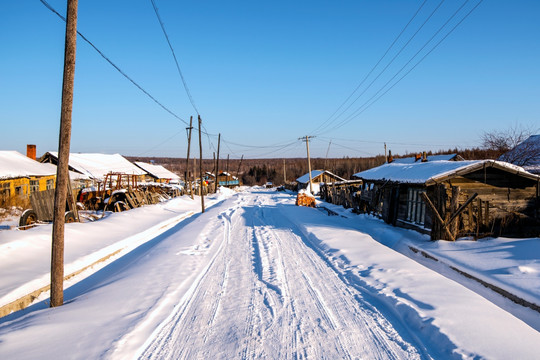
[46,179,54,190]
[30,180,40,193]
[15,186,24,195]
[407,188,426,225]
[0,183,10,199]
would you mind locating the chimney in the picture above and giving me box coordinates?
[421,151,428,162]
[387,150,393,163]
[27,144,36,161]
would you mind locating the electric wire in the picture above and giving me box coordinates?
[310,0,428,135]
[39,0,192,127]
[312,0,446,136]
[325,0,482,134]
[150,0,199,115]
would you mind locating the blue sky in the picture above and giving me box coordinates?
[1,0,539,159]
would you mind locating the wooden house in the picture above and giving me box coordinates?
[353,160,540,239]
[296,170,345,194]
[41,152,147,189]
[134,161,182,184]
[0,151,57,206]
[217,171,240,188]
[499,134,540,175]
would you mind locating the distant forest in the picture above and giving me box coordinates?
[126,147,499,187]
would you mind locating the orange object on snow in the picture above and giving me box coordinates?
[296,192,316,208]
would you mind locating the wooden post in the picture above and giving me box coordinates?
[449,186,460,238]
[421,192,455,242]
[236,154,244,181]
[198,116,205,213]
[226,154,230,185]
[185,116,193,199]
[283,159,286,184]
[476,198,483,238]
[51,0,78,308]
[215,133,220,193]
[212,152,216,192]
[298,135,315,194]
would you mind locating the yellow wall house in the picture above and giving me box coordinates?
[0,151,57,207]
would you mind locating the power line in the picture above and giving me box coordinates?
[325,0,483,134]
[311,0,429,135]
[39,0,191,127]
[313,0,446,136]
[150,0,199,115]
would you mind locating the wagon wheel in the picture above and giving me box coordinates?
[19,209,38,228]
[65,211,76,223]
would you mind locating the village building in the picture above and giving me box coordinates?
[352,160,540,239]
[392,153,464,164]
[499,134,540,175]
[134,161,181,184]
[0,151,58,205]
[296,170,345,194]
[217,171,240,188]
[41,152,148,189]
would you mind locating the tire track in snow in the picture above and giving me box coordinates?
[137,191,427,359]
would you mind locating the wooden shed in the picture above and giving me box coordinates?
[353,160,540,240]
[134,161,181,184]
[296,170,345,194]
[41,152,147,189]
[217,171,241,188]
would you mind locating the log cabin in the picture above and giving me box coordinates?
[353,160,540,240]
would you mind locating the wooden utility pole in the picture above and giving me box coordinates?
[283,159,286,184]
[299,136,315,194]
[236,154,244,181]
[51,0,78,308]
[324,140,332,170]
[214,133,221,193]
[198,116,205,213]
[185,116,193,199]
[212,152,216,193]
[226,154,230,178]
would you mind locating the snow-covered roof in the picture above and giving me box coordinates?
[296,170,345,184]
[499,134,540,174]
[0,151,57,179]
[353,160,539,185]
[134,162,180,181]
[392,154,463,164]
[44,152,147,180]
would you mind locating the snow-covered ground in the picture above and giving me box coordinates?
[0,187,539,359]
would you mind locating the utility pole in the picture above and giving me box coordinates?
[226,154,230,174]
[185,116,193,199]
[51,0,78,308]
[198,115,205,213]
[299,135,315,194]
[384,142,387,163]
[212,152,216,193]
[324,140,332,170]
[236,154,244,181]
[283,159,286,184]
[214,133,221,193]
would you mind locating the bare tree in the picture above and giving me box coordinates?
[481,124,539,165]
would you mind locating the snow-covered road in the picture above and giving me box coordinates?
[139,191,424,359]
[1,187,540,359]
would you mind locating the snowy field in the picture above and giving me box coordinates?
[0,187,539,359]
